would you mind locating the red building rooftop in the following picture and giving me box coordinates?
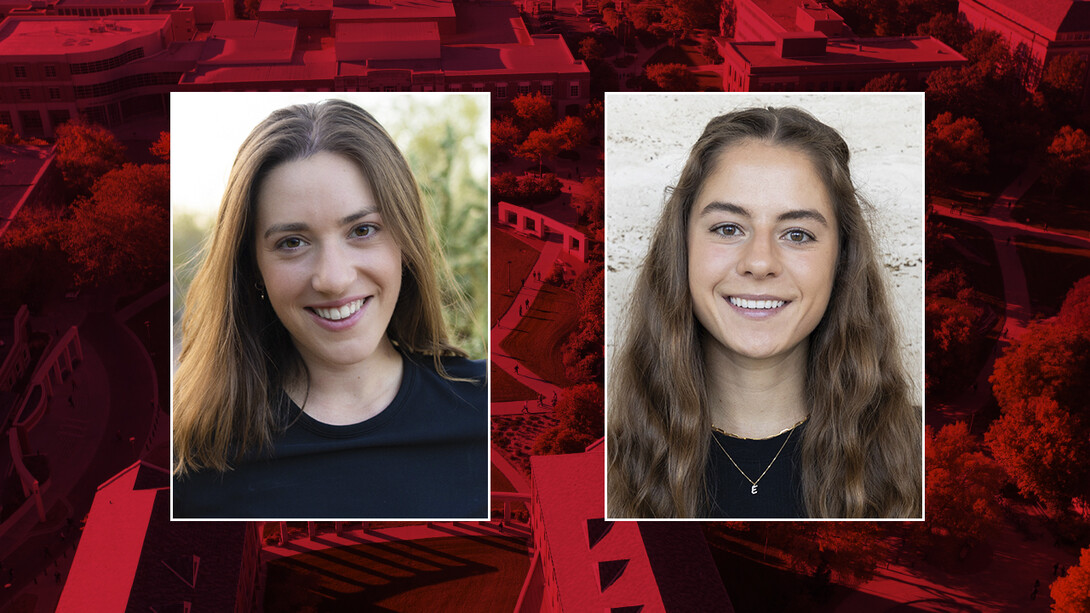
[527,447,733,612]
[0,14,170,56]
[57,460,260,612]
[962,0,1090,37]
[728,34,964,68]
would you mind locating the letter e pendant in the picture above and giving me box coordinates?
[750,484,758,495]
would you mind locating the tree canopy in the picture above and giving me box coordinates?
[1051,547,1090,613]
[54,118,126,197]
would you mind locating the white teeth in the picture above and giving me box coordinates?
[729,297,785,310]
[313,299,364,321]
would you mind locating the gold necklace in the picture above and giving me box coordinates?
[711,418,804,495]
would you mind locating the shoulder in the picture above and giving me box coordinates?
[403,352,486,412]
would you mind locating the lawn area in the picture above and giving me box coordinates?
[264,535,530,612]
[490,360,538,402]
[1012,181,1090,238]
[492,414,559,476]
[491,228,540,326]
[1014,237,1090,316]
[499,282,579,388]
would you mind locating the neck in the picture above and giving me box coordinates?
[289,338,404,425]
[703,337,809,439]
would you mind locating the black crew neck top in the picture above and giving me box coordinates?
[706,421,806,518]
[172,352,488,519]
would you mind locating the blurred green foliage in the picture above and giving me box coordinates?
[172,94,488,360]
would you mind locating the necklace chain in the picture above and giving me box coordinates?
[711,418,804,495]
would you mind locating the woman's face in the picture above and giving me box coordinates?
[253,151,402,372]
[687,140,839,365]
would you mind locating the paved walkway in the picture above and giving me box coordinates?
[490,446,530,494]
[925,163,1082,428]
[838,518,1076,612]
[850,165,1086,610]
[0,289,162,613]
[490,230,566,416]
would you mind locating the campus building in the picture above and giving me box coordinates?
[0,14,183,137]
[959,0,1090,103]
[719,0,967,91]
[734,0,851,42]
[57,460,262,612]
[180,0,590,115]
[0,0,589,137]
[517,444,733,612]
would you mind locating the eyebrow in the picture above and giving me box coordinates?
[698,201,829,226]
[262,208,378,239]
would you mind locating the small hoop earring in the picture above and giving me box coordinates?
[255,282,266,301]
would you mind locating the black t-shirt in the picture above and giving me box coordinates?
[706,422,806,518]
[172,353,488,519]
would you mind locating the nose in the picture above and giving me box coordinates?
[311,243,354,295]
[736,233,781,279]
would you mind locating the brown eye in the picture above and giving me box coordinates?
[276,236,305,250]
[350,224,377,239]
[784,229,814,243]
[713,224,743,237]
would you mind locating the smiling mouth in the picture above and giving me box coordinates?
[729,297,787,310]
[309,298,367,321]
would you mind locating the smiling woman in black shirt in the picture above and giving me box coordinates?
[172,98,487,519]
[607,105,921,519]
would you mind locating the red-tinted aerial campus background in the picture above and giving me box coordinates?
[1,0,1090,610]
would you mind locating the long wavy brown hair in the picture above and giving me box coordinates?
[607,106,921,518]
[173,99,466,477]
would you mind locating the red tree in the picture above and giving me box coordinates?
[862,73,908,92]
[1042,125,1090,191]
[532,383,604,454]
[1051,547,1090,613]
[491,117,522,155]
[1038,52,1087,118]
[516,129,563,175]
[926,112,989,184]
[987,279,1090,510]
[150,131,170,161]
[986,396,1090,510]
[511,92,554,133]
[54,118,126,196]
[551,116,588,152]
[63,163,169,287]
[645,63,698,91]
[925,422,1005,544]
[562,267,604,383]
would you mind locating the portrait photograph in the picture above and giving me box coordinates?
[169,92,489,520]
[605,92,925,520]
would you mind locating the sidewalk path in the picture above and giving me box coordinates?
[490,445,530,494]
[491,232,566,411]
[926,163,1074,427]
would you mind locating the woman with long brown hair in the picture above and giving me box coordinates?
[607,105,921,518]
[172,98,487,519]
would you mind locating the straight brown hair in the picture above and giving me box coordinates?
[173,99,466,477]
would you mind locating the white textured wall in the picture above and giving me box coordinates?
[605,93,925,397]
